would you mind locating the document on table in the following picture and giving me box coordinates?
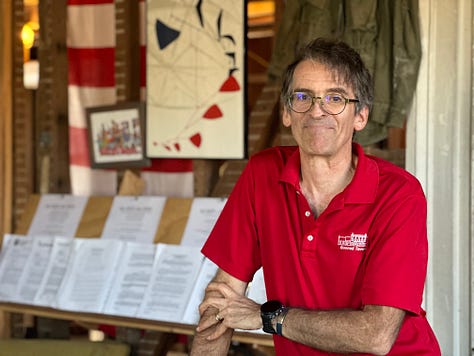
[16,235,55,305]
[34,236,74,307]
[56,238,123,313]
[182,257,218,324]
[137,244,204,322]
[101,196,166,243]
[180,197,227,248]
[0,234,34,301]
[103,242,156,317]
[27,194,88,237]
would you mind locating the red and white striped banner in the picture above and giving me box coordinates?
[67,0,194,197]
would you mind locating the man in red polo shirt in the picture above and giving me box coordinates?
[190,38,441,355]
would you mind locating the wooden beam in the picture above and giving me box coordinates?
[115,0,140,102]
[0,1,13,339]
[0,0,13,237]
[36,0,69,194]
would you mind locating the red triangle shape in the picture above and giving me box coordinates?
[190,133,202,147]
[219,76,240,92]
[203,104,223,119]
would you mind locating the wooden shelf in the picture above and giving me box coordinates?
[0,303,273,346]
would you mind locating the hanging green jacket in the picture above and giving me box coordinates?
[268,0,422,145]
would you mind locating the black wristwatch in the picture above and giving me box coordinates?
[260,300,285,334]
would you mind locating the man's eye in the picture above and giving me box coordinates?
[327,95,343,103]
[294,93,310,101]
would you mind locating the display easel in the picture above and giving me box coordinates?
[0,194,273,347]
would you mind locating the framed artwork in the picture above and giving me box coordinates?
[146,0,246,159]
[86,102,150,169]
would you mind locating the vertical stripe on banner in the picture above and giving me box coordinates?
[67,0,117,195]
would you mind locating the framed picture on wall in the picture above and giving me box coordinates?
[86,102,150,169]
[146,0,247,159]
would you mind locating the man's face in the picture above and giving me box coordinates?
[282,60,368,159]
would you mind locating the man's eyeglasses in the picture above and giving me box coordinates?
[287,91,359,115]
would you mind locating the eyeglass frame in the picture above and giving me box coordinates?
[286,91,360,115]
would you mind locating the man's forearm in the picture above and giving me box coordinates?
[280,305,404,356]
[190,308,233,356]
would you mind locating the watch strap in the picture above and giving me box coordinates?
[276,307,289,336]
[262,315,277,334]
[261,300,284,334]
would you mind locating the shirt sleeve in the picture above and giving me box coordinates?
[362,191,428,315]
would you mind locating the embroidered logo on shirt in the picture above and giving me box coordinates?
[337,233,367,251]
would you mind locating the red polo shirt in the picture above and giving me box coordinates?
[202,143,440,355]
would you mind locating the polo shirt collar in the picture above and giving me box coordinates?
[279,143,378,204]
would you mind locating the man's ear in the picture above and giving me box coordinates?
[282,107,291,127]
[354,106,369,132]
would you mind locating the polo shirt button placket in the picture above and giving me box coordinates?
[302,233,316,257]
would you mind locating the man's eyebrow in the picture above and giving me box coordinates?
[292,88,313,94]
[292,87,350,95]
[325,87,350,95]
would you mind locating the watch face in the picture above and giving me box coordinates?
[261,300,283,314]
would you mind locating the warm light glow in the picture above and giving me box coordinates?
[21,22,37,49]
[23,60,39,89]
[248,1,275,19]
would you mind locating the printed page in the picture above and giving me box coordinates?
[103,242,157,317]
[27,194,88,237]
[137,244,204,323]
[34,236,74,307]
[101,196,166,243]
[56,238,123,313]
[0,234,34,301]
[182,257,218,324]
[180,197,227,248]
[16,235,55,304]
[0,234,14,259]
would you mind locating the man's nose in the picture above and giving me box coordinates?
[309,98,327,115]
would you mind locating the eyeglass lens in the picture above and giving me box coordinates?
[289,92,347,115]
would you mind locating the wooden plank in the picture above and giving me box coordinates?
[0,0,13,237]
[37,0,69,194]
[12,195,40,236]
[154,198,193,244]
[115,0,140,102]
[75,197,114,238]
[0,302,274,346]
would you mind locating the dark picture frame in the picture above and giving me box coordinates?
[86,102,150,169]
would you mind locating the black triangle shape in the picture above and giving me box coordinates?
[155,19,180,50]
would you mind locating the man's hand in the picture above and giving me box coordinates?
[196,281,262,340]
[190,269,251,355]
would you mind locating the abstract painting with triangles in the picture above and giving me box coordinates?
[146,0,246,159]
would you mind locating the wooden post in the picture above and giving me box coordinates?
[115,0,140,103]
[0,0,13,339]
